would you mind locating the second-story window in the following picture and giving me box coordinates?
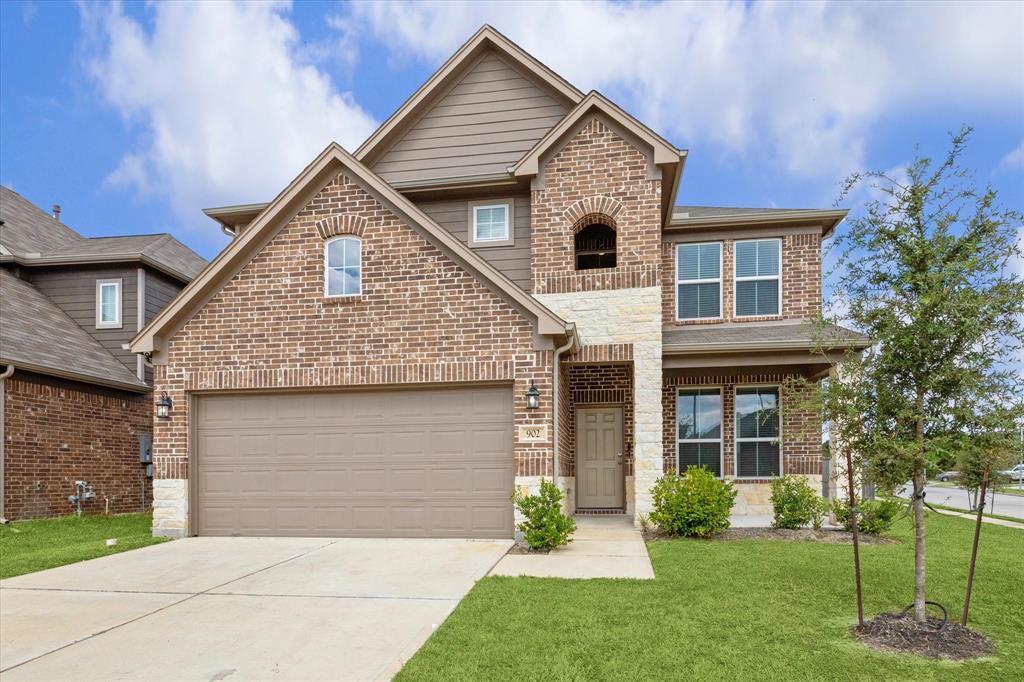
[676,243,721,320]
[325,236,361,297]
[470,200,513,247]
[734,238,781,317]
[95,278,122,329]
[575,223,617,270]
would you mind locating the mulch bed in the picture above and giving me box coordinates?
[507,540,551,554]
[855,612,994,660]
[643,527,898,545]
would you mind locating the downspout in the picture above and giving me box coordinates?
[0,363,14,521]
[551,324,578,489]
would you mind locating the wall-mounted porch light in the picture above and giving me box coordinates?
[525,381,541,410]
[155,391,173,420]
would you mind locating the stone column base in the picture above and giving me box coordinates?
[152,478,188,538]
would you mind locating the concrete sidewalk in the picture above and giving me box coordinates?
[489,515,654,579]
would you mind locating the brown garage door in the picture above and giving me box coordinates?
[194,386,513,538]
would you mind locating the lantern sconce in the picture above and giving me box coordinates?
[155,391,173,420]
[525,381,541,410]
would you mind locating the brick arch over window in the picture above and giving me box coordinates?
[562,195,625,232]
[315,214,367,240]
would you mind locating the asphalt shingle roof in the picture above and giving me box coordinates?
[663,321,869,350]
[671,205,837,221]
[0,269,148,390]
[0,186,82,256]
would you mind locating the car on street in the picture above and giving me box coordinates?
[1001,463,1024,481]
[936,470,960,482]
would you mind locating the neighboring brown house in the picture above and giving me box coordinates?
[0,186,205,519]
[132,26,868,539]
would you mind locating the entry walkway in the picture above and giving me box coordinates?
[490,515,655,579]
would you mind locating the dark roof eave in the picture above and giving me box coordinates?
[666,209,848,237]
[663,339,870,355]
[0,252,195,284]
[0,357,150,393]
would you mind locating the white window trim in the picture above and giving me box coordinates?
[733,384,783,479]
[468,199,514,247]
[324,236,362,298]
[675,242,723,321]
[95,278,122,329]
[733,238,783,319]
[676,386,725,478]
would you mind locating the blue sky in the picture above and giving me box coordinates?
[1,0,1022,265]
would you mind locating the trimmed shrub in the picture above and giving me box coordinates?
[771,475,827,529]
[832,497,903,535]
[512,478,576,550]
[650,467,737,537]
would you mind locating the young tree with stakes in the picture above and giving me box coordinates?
[821,128,1024,623]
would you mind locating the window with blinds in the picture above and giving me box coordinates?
[677,388,722,476]
[735,387,781,477]
[734,239,781,317]
[676,242,721,320]
[95,279,121,329]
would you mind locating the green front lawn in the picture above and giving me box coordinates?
[398,513,1023,681]
[0,513,168,579]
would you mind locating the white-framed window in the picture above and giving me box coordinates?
[676,387,723,477]
[469,199,513,246]
[95,278,122,329]
[324,236,361,297]
[734,238,781,317]
[735,386,782,478]
[676,242,722,320]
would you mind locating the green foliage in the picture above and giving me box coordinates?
[650,468,736,537]
[770,475,827,529]
[512,478,576,550]
[831,498,903,535]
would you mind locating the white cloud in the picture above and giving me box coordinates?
[82,1,376,228]
[337,1,1023,181]
[1000,140,1024,171]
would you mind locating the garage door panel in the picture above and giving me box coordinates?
[195,387,513,538]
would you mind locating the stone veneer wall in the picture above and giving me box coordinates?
[662,371,822,515]
[3,371,151,520]
[153,171,553,537]
[538,288,662,522]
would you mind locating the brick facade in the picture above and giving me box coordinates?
[532,117,662,295]
[2,372,151,520]
[154,171,553,529]
[661,232,822,327]
[563,363,634,478]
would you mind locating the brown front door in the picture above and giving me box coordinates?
[576,407,623,508]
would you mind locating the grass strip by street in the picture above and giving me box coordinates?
[0,513,167,579]
[397,512,1023,682]
[927,503,1024,525]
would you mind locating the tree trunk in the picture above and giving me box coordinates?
[913,401,927,623]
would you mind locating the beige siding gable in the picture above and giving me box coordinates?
[371,51,570,185]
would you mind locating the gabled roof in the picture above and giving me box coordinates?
[0,186,82,256]
[355,25,584,166]
[0,269,149,392]
[0,186,206,281]
[131,143,570,361]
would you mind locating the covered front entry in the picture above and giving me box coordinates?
[576,407,624,509]
[193,385,514,538]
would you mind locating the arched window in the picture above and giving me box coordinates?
[324,236,361,296]
[574,221,616,270]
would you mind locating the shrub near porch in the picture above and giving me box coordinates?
[396,513,1023,681]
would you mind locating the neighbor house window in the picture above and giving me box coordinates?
[734,238,781,317]
[574,222,616,270]
[735,387,781,478]
[95,278,122,329]
[469,199,513,246]
[676,243,722,320]
[677,388,722,477]
[325,236,361,297]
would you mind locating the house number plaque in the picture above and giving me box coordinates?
[517,424,548,443]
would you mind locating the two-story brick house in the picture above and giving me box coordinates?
[131,26,867,538]
[0,186,205,519]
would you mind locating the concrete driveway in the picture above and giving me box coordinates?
[0,536,511,681]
